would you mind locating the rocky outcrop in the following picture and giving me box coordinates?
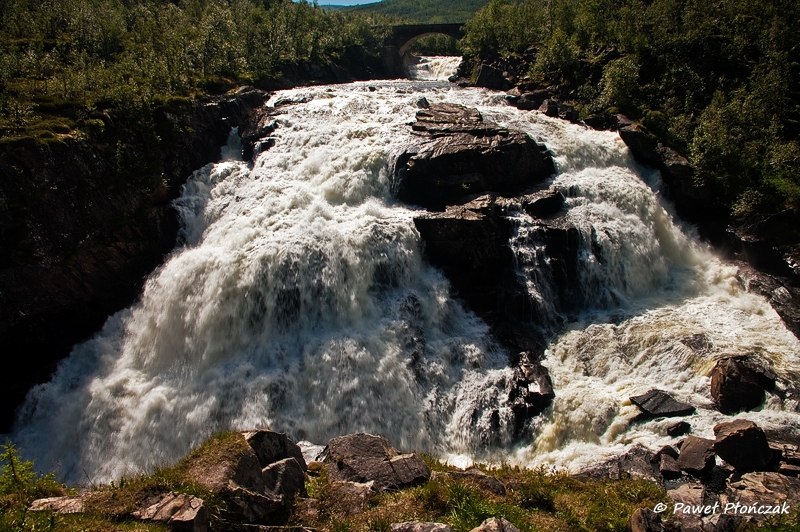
[710,356,776,414]
[180,430,308,524]
[132,493,209,532]
[713,420,772,472]
[392,103,554,209]
[0,87,271,432]
[469,518,520,532]
[676,436,716,476]
[323,433,431,491]
[630,390,695,418]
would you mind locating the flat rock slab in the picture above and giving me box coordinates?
[29,495,85,514]
[393,103,554,209]
[392,522,455,532]
[132,492,209,532]
[729,472,800,522]
[677,436,716,476]
[667,483,705,532]
[628,508,665,532]
[630,389,695,417]
[713,419,772,471]
[325,433,431,491]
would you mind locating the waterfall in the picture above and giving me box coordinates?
[407,56,462,81]
[13,81,800,484]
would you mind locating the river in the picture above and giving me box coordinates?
[13,58,800,484]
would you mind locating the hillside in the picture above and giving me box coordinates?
[345,0,490,23]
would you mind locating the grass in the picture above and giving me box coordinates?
[292,461,670,532]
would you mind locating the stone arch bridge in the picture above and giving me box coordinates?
[387,23,466,57]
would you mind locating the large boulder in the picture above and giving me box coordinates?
[710,356,775,414]
[630,390,695,417]
[243,430,308,471]
[262,457,308,499]
[393,103,554,209]
[713,420,772,471]
[323,433,431,491]
[469,518,520,532]
[676,436,716,476]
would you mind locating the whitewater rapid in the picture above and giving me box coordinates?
[13,74,800,483]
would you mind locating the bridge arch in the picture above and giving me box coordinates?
[388,24,465,57]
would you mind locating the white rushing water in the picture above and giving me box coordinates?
[407,56,462,81]
[14,79,800,483]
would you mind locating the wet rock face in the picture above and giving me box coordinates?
[710,356,776,414]
[676,436,716,476]
[392,103,554,210]
[713,420,772,472]
[0,88,271,432]
[630,390,696,418]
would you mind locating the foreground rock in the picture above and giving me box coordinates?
[393,103,554,209]
[713,420,772,471]
[710,356,775,414]
[132,492,209,532]
[181,430,307,524]
[469,518,520,532]
[392,522,454,532]
[323,433,431,491]
[676,436,716,476]
[630,389,695,417]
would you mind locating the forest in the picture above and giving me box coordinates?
[460,0,800,242]
[0,0,388,140]
[345,0,489,24]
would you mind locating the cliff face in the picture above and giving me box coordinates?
[0,88,270,431]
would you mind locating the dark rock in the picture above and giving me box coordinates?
[558,105,579,123]
[393,104,554,209]
[244,430,307,471]
[509,361,555,435]
[710,356,775,414]
[630,390,695,417]
[324,433,431,491]
[391,522,454,532]
[513,91,549,111]
[583,114,618,131]
[652,445,679,462]
[538,99,560,117]
[415,97,431,109]
[779,463,800,477]
[627,507,665,532]
[468,517,520,532]
[667,421,691,437]
[262,457,307,499]
[474,64,511,91]
[659,454,682,480]
[224,485,284,524]
[0,88,271,432]
[713,419,772,471]
[676,436,716,476]
[616,115,659,167]
[736,265,800,339]
[132,492,209,532]
[432,469,506,496]
[521,189,564,218]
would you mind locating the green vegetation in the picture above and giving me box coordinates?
[347,0,489,24]
[0,0,389,140]
[461,0,800,239]
[294,460,670,532]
